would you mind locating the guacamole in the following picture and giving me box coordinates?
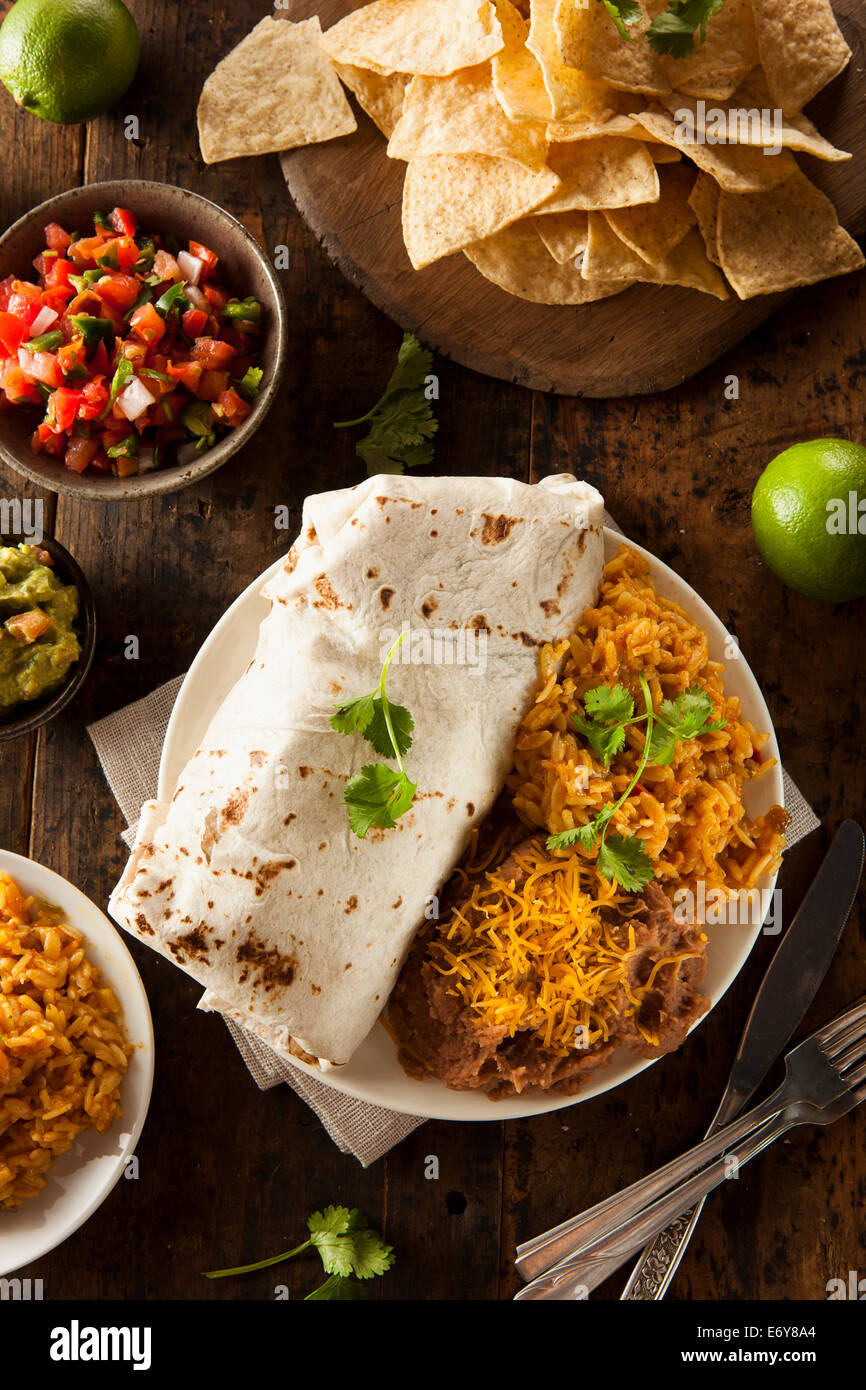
[0,545,81,711]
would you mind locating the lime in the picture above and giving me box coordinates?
[0,0,140,125]
[751,438,866,603]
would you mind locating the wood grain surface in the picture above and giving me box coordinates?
[0,0,864,1303]
[281,0,866,397]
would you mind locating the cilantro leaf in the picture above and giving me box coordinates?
[346,1228,396,1279]
[597,833,655,891]
[330,692,377,738]
[364,699,414,760]
[345,765,416,838]
[335,332,439,476]
[547,822,599,853]
[647,685,725,765]
[648,0,726,57]
[584,683,634,723]
[308,1206,396,1280]
[305,1274,366,1301]
[574,714,627,765]
[599,0,642,40]
[354,391,437,476]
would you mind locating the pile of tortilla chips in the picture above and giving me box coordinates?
[197,1,864,305]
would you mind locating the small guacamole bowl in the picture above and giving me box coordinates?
[0,534,96,740]
[0,181,286,499]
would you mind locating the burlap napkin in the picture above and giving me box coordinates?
[87,518,821,1167]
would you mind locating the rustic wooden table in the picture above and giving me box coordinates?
[1,0,864,1303]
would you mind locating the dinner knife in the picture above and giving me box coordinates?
[514,819,864,1287]
[619,818,865,1301]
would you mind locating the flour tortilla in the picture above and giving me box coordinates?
[197,17,356,164]
[109,474,605,1069]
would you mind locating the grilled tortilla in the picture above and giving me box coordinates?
[109,473,604,1067]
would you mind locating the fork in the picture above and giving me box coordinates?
[514,995,866,1294]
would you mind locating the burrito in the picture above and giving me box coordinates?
[109,473,605,1067]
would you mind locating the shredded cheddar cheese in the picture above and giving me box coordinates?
[431,842,701,1054]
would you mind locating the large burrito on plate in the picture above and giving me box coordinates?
[109,473,604,1066]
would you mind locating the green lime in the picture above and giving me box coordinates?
[0,0,140,125]
[751,438,866,603]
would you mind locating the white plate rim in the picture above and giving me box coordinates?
[157,528,784,1121]
[0,849,154,1275]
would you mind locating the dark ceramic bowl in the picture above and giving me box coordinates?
[0,181,286,498]
[0,534,96,740]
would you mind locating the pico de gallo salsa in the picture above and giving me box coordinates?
[0,207,264,477]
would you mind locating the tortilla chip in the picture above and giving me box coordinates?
[662,0,758,100]
[604,163,697,264]
[661,85,851,162]
[402,154,561,267]
[388,65,548,169]
[536,136,660,215]
[320,0,504,77]
[532,209,589,263]
[553,0,670,98]
[688,172,721,265]
[585,215,728,297]
[716,168,865,298]
[332,61,409,137]
[197,17,357,163]
[491,0,553,122]
[464,219,631,302]
[650,143,682,163]
[752,0,851,115]
[527,0,615,120]
[634,108,798,192]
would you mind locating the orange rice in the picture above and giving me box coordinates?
[0,873,131,1211]
[506,546,786,894]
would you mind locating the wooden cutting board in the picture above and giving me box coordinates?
[280,1,866,397]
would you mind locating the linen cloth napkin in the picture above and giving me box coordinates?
[87,517,821,1166]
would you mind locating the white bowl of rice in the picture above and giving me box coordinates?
[0,850,153,1276]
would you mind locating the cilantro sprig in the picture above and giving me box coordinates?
[546,677,725,891]
[599,0,726,55]
[648,0,726,55]
[204,1205,395,1300]
[331,632,417,838]
[334,332,438,476]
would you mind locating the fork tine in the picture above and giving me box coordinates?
[817,997,866,1046]
[832,1037,866,1073]
[842,1059,866,1089]
[823,1017,866,1060]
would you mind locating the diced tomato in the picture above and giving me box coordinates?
[203,284,228,311]
[166,359,202,392]
[189,241,219,279]
[32,253,50,278]
[47,387,82,432]
[149,391,187,428]
[108,207,137,238]
[5,608,53,642]
[96,272,140,314]
[181,307,208,338]
[57,339,86,378]
[64,435,101,473]
[78,377,109,420]
[40,428,66,457]
[191,337,236,370]
[42,285,76,314]
[113,454,140,478]
[69,235,110,268]
[66,288,105,319]
[44,256,74,290]
[3,360,42,403]
[214,387,251,428]
[20,350,62,389]
[8,281,44,328]
[0,311,26,355]
[196,369,230,402]
[109,236,140,271]
[153,249,181,283]
[0,275,18,311]
[90,449,111,471]
[44,222,72,254]
[120,339,148,368]
[130,301,166,344]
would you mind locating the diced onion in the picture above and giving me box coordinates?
[17,348,35,378]
[29,306,59,336]
[177,251,205,285]
[117,377,156,421]
[184,283,208,311]
[137,446,158,473]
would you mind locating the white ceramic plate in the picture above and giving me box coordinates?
[0,851,153,1275]
[159,530,783,1121]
